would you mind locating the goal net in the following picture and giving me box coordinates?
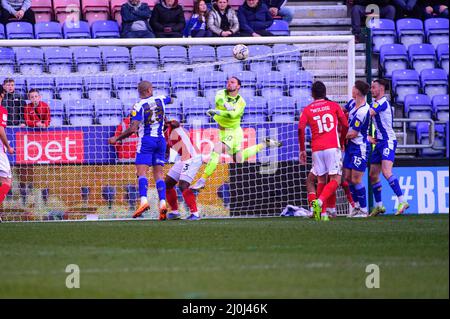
[0,36,355,222]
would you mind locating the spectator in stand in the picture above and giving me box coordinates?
[421,0,449,18]
[24,89,51,128]
[1,0,36,25]
[207,0,240,37]
[263,0,293,24]
[348,0,396,43]
[120,0,155,38]
[150,0,186,38]
[237,0,274,37]
[393,0,422,18]
[2,78,26,127]
[183,0,213,37]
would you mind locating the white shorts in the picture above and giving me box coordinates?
[167,155,203,184]
[311,148,342,176]
[0,152,12,179]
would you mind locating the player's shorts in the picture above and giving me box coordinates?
[371,140,397,164]
[219,127,243,155]
[343,142,370,172]
[311,148,342,176]
[167,155,203,184]
[135,136,166,166]
[0,153,12,179]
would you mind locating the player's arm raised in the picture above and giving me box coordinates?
[298,111,308,164]
[109,120,140,145]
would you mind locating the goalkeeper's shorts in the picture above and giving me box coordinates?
[219,127,243,155]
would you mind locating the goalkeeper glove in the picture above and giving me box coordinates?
[223,102,234,111]
[206,109,220,117]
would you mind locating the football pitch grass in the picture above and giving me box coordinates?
[0,215,448,298]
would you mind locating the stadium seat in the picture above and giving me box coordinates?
[189,45,216,73]
[391,69,420,104]
[159,46,188,68]
[231,71,257,97]
[416,122,446,157]
[369,18,396,53]
[404,94,433,129]
[295,95,313,116]
[379,44,409,78]
[27,76,55,101]
[217,45,244,73]
[82,0,110,25]
[0,24,5,39]
[396,18,424,49]
[63,20,91,39]
[91,20,120,38]
[199,71,227,101]
[267,96,296,122]
[31,0,54,23]
[182,96,210,125]
[408,43,436,74]
[285,70,313,97]
[131,46,159,71]
[35,22,63,39]
[100,46,130,73]
[141,72,171,96]
[436,43,449,75]
[44,47,73,74]
[432,94,449,123]
[125,184,138,210]
[258,71,285,97]
[65,99,95,126]
[95,98,123,125]
[272,44,302,73]
[113,74,141,101]
[241,96,267,123]
[424,18,449,48]
[55,75,84,101]
[0,47,15,74]
[247,45,273,73]
[15,47,45,74]
[53,0,81,24]
[172,72,199,99]
[72,46,102,73]
[267,19,290,36]
[165,99,183,122]
[48,99,65,126]
[84,75,113,99]
[121,98,139,115]
[101,185,116,208]
[6,22,34,39]
[420,68,449,99]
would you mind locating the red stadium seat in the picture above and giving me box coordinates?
[229,0,244,10]
[82,0,110,25]
[31,0,53,23]
[53,0,81,24]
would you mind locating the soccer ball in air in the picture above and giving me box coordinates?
[233,44,249,60]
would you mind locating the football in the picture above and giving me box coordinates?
[233,44,249,60]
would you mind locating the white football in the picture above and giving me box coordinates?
[233,44,249,60]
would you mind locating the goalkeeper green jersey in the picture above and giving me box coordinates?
[213,89,246,129]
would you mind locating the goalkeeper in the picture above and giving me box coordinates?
[191,76,282,190]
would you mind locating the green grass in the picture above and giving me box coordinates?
[0,215,448,298]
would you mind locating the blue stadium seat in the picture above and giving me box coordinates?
[65,99,95,126]
[424,18,449,48]
[267,96,296,122]
[182,96,210,125]
[16,47,45,74]
[172,72,199,99]
[396,18,424,49]
[285,70,313,97]
[113,74,140,101]
[199,71,227,101]
[408,43,436,74]
[217,45,244,74]
[95,98,123,125]
[432,94,449,123]
[131,46,159,71]
[35,22,63,39]
[436,43,449,75]
[231,71,257,97]
[91,20,120,38]
[121,98,140,115]
[84,75,112,99]
[247,45,273,73]
[141,72,171,96]
[272,44,301,73]
[379,44,409,78]
[100,46,130,73]
[404,94,432,129]
[295,95,313,116]
[6,22,34,39]
[416,122,446,157]
[242,95,267,123]
[43,47,73,74]
[0,47,15,74]
[165,99,183,122]
[392,69,420,104]
[27,76,55,101]
[257,71,285,97]
[420,68,449,99]
[48,99,65,126]
[267,19,290,36]
[63,21,91,39]
[72,46,102,73]
[55,75,84,101]
[0,24,4,39]
[369,18,396,53]
[189,45,216,72]
[159,46,188,68]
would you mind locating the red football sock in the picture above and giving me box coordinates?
[166,187,178,211]
[319,180,339,204]
[0,182,11,204]
[307,192,317,206]
[327,191,336,209]
[317,183,325,198]
[341,181,355,207]
[182,189,198,213]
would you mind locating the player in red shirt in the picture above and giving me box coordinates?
[0,86,15,216]
[24,89,51,128]
[298,81,348,221]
